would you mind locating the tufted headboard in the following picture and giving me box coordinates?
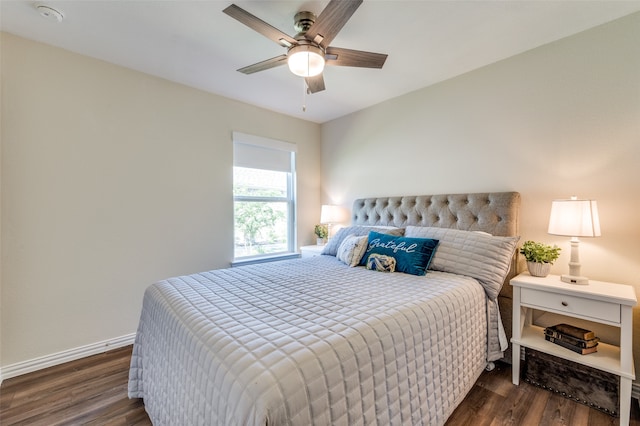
[351,192,520,237]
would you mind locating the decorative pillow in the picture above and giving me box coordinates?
[321,225,404,256]
[404,226,520,300]
[358,231,439,276]
[366,253,396,272]
[336,234,368,267]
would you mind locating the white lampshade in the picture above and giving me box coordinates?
[320,204,344,224]
[548,198,601,237]
[288,44,325,77]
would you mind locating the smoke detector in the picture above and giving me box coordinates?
[36,4,64,22]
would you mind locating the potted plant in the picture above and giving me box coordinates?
[314,224,328,245]
[519,240,562,277]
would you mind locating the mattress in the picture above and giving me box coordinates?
[128,255,489,425]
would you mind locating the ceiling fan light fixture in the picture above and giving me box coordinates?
[287,44,325,77]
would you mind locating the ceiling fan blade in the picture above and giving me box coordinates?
[223,4,297,48]
[325,47,387,68]
[238,54,288,74]
[305,74,325,94]
[304,0,363,48]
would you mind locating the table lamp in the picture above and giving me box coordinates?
[320,205,346,240]
[547,196,601,284]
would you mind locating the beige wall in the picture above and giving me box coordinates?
[322,12,640,370]
[0,33,321,366]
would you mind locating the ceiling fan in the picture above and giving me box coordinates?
[223,0,388,94]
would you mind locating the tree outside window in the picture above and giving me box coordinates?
[233,167,291,258]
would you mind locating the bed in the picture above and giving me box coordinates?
[128,191,521,425]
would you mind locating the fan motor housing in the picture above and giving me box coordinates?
[293,11,316,34]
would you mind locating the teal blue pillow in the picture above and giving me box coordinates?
[359,231,440,276]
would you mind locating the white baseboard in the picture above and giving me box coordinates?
[0,333,136,384]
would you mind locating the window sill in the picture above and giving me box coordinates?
[231,253,300,267]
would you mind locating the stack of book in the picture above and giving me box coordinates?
[544,323,600,355]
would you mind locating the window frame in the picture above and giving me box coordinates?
[231,133,297,264]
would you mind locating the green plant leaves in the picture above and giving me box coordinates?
[519,240,561,264]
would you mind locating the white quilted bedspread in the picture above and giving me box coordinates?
[128,255,488,425]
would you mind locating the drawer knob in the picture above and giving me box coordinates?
[561,301,568,307]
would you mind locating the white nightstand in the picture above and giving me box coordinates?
[510,272,637,425]
[300,244,326,258]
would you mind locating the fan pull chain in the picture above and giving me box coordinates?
[302,79,307,112]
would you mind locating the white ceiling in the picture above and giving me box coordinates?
[2,1,640,123]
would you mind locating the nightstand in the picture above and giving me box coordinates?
[300,244,325,258]
[511,273,637,425]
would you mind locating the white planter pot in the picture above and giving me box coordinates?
[527,261,551,277]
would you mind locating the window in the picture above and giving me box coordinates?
[233,133,296,261]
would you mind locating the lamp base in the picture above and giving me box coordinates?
[560,274,589,285]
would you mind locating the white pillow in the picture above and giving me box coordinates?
[336,234,368,267]
[405,226,519,300]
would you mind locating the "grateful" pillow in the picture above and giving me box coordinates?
[359,231,439,276]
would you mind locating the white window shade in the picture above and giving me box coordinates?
[233,132,296,173]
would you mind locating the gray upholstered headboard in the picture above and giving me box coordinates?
[351,192,520,237]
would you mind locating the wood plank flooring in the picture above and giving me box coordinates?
[0,346,150,425]
[448,362,640,426]
[1,345,639,425]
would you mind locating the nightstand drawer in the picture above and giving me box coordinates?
[521,287,621,323]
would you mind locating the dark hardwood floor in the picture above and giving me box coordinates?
[0,346,150,425]
[1,345,638,425]
[448,362,640,426]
